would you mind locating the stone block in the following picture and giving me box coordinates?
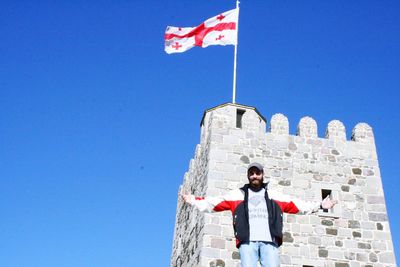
[352,231,361,238]
[298,216,310,224]
[369,252,378,263]
[362,169,374,176]
[203,236,212,247]
[280,254,291,264]
[368,212,387,221]
[335,240,343,247]
[231,251,240,260]
[278,180,291,186]
[209,150,228,161]
[208,259,226,267]
[300,246,310,257]
[223,259,237,267]
[357,242,371,249]
[349,261,360,267]
[300,224,313,233]
[345,252,356,260]
[314,226,325,235]
[342,193,355,201]
[345,202,357,210]
[225,239,236,251]
[343,239,357,249]
[335,219,349,228]
[282,245,300,256]
[356,252,368,261]
[211,238,225,249]
[378,252,395,264]
[308,236,322,246]
[329,250,345,260]
[286,214,296,223]
[348,178,356,185]
[371,241,387,250]
[362,185,379,194]
[321,219,333,226]
[201,247,220,258]
[374,231,391,240]
[367,196,385,204]
[319,248,328,258]
[291,222,300,233]
[341,185,350,192]
[348,220,360,228]
[292,179,310,189]
[360,221,375,230]
[295,236,308,245]
[326,228,338,235]
[283,232,294,242]
[362,230,373,239]
[335,262,350,267]
[220,216,232,226]
[222,226,234,237]
[322,236,335,247]
[204,224,222,235]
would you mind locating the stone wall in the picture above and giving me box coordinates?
[170,103,396,267]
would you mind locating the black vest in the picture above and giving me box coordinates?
[233,184,283,248]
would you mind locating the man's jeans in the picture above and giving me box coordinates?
[239,241,279,267]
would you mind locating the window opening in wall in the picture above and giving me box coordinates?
[236,109,246,128]
[303,265,313,267]
[321,189,332,213]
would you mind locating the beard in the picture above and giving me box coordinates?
[249,178,264,191]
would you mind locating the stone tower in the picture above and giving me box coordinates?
[170,103,396,267]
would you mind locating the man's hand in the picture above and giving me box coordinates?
[321,196,338,209]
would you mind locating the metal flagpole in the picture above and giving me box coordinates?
[232,0,240,104]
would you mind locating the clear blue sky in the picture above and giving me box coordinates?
[1,1,399,266]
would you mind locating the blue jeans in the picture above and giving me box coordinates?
[239,241,279,267]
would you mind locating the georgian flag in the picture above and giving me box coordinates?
[164,8,238,54]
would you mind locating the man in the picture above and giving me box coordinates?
[181,162,337,267]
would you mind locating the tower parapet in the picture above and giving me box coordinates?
[326,120,346,141]
[352,123,375,145]
[297,116,318,138]
[171,103,396,267]
[270,113,289,135]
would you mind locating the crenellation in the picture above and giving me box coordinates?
[326,120,347,141]
[297,116,318,138]
[352,123,375,144]
[171,103,396,267]
[270,113,289,135]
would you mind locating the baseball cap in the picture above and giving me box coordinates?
[247,162,264,172]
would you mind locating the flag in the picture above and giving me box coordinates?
[164,8,238,54]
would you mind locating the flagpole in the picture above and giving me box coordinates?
[232,0,240,104]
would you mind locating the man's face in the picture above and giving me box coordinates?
[247,167,263,187]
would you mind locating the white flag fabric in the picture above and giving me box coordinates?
[164,8,238,54]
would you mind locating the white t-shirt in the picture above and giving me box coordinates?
[248,188,272,242]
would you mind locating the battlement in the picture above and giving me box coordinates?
[201,103,375,145]
[171,103,395,267]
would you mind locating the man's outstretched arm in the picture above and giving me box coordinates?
[179,190,241,213]
[270,189,338,214]
[180,193,222,212]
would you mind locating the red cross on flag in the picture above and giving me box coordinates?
[164,8,238,54]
